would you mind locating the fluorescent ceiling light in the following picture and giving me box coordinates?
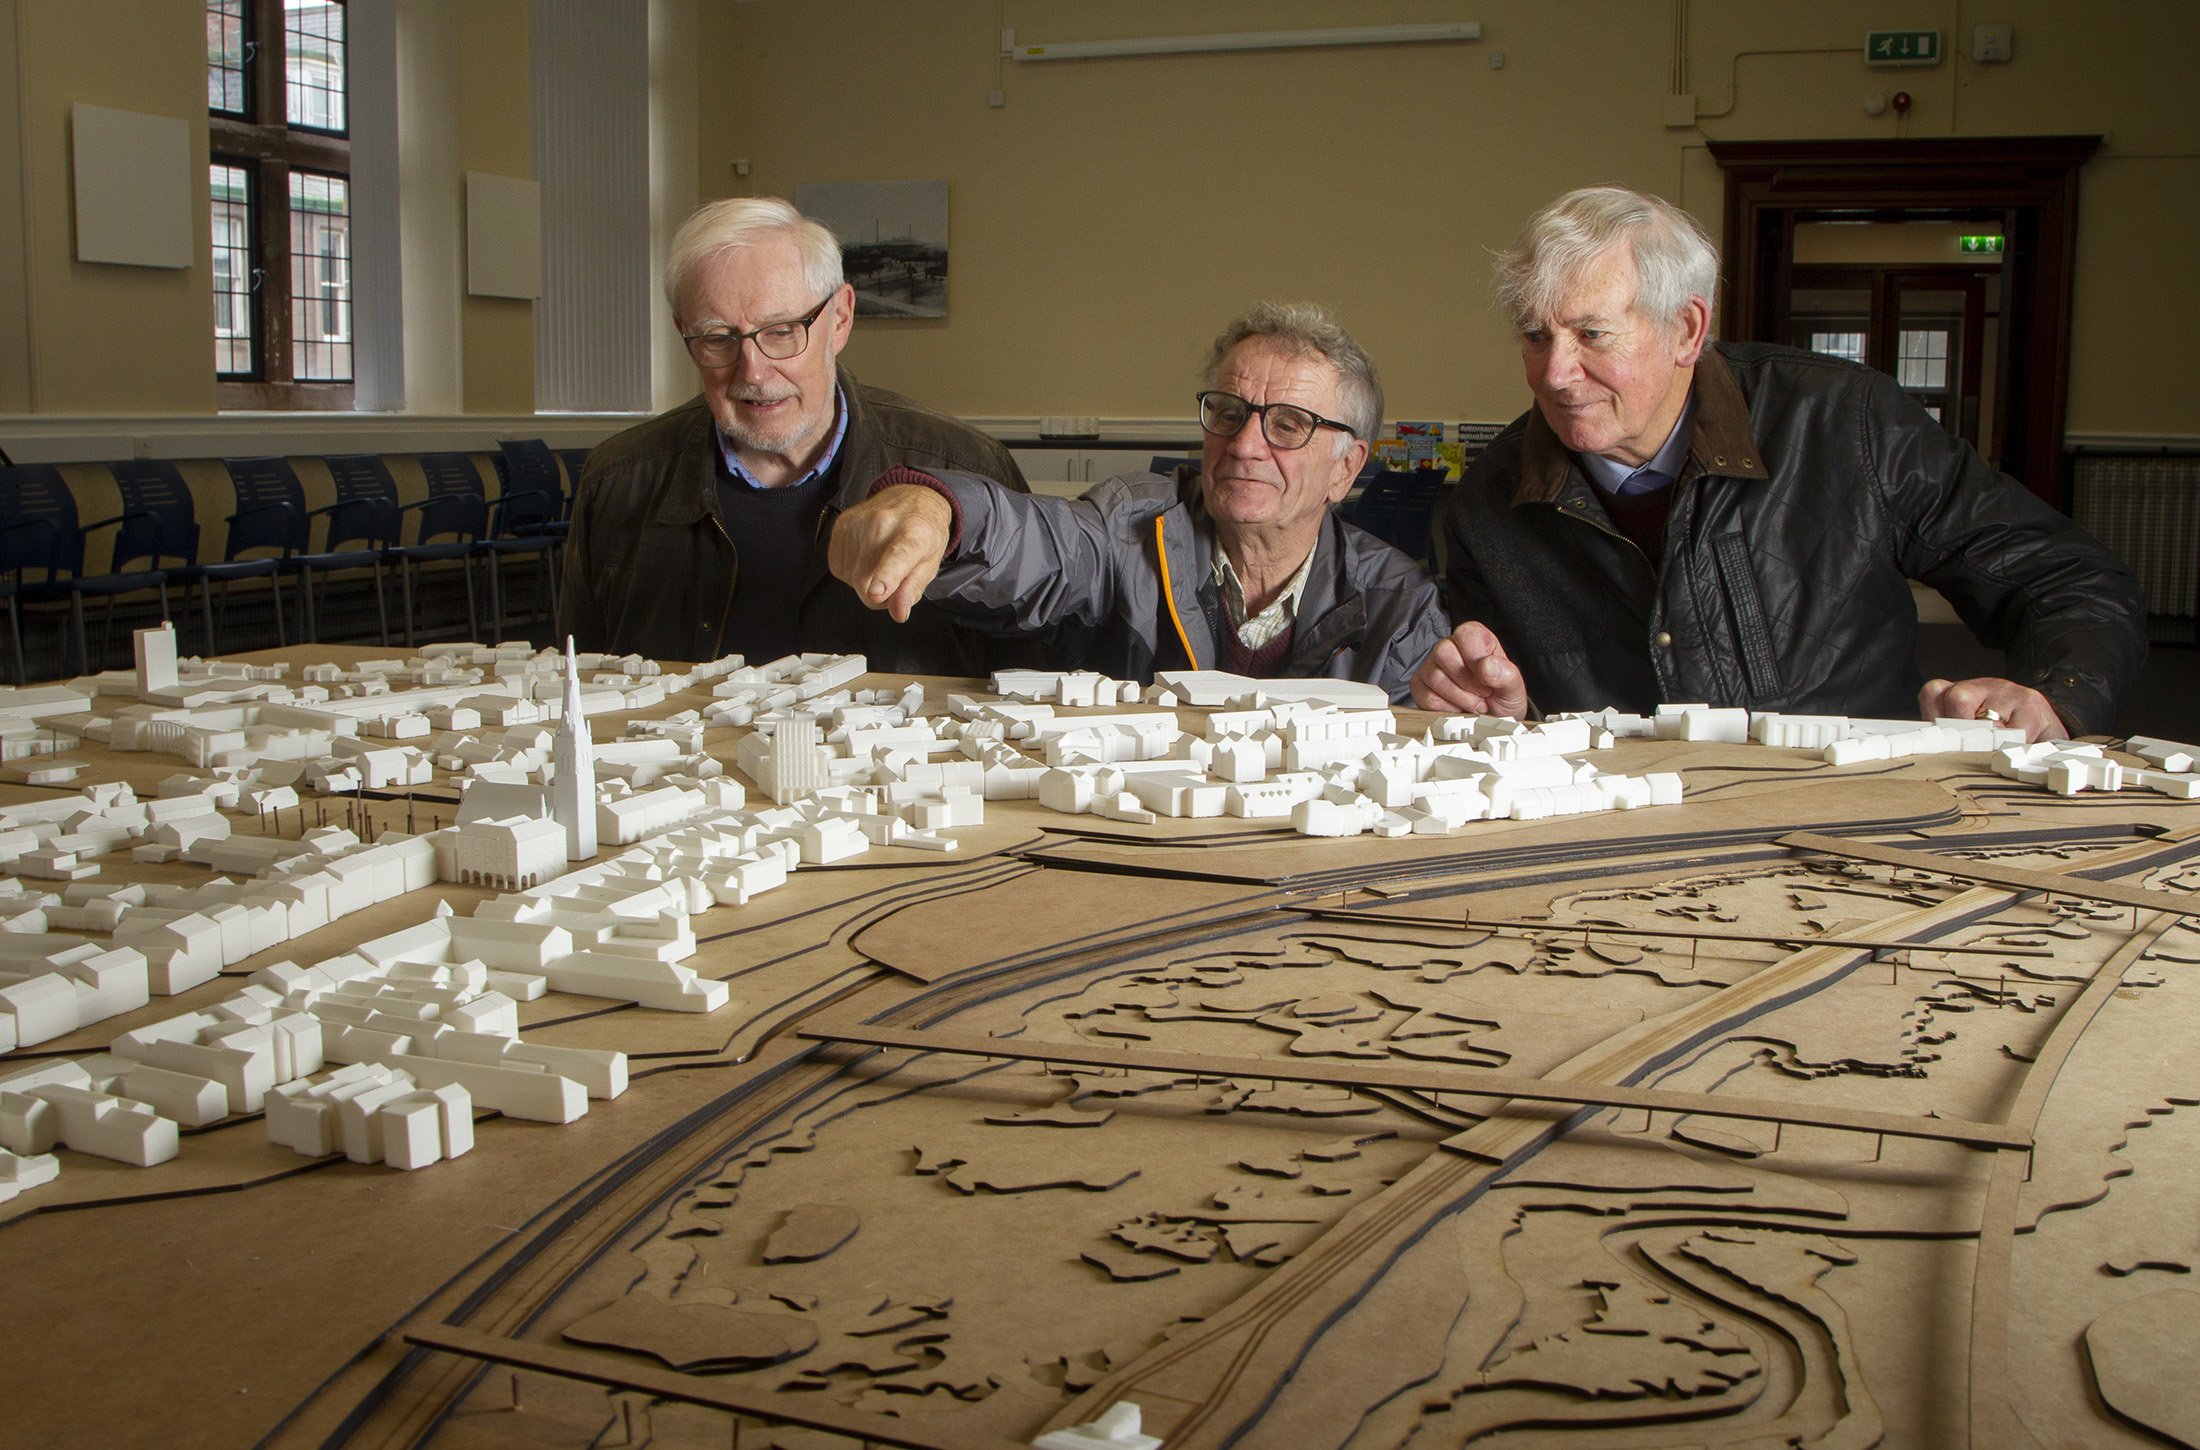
[1013,22,1481,63]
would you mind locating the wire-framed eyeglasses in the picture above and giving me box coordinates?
[682,294,834,367]
[1197,390,1357,451]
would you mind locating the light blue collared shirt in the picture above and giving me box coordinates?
[716,384,850,491]
[1577,389,1696,497]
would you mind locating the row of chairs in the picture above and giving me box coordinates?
[0,440,589,681]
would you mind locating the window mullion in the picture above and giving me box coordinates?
[256,156,293,385]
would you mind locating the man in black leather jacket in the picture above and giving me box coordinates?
[1412,187,2144,740]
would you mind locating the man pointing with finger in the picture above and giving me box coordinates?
[1413,186,2144,741]
[559,197,1030,671]
[830,302,1450,702]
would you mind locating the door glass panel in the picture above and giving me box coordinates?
[1789,286,1870,360]
[1893,287,1966,434]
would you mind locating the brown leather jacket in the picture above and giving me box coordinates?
[557,368,1030,670]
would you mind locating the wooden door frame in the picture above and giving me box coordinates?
[1707,135,2098,509]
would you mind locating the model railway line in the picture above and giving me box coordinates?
[1031,820,2200,1448]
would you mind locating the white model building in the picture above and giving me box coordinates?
[453,816,567,890]
[135,622,179,695]
[551,637,598,861]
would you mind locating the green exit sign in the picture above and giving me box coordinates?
[1867,29,1941,66]
[1960,235,2005,254]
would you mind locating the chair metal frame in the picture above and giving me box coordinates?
[296,456,402,645]
[394,453,487,647]
[211,457,316,652]
[1,463,173,675]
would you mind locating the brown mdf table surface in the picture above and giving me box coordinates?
[3,653,2197,1450]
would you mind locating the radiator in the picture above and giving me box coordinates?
[2070,454,2200,619]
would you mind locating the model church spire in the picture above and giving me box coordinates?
[551,636,597,861]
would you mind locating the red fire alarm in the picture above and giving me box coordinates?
[1892,91,1912,113]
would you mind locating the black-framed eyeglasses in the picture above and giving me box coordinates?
[1197,390,1357,451]
[682,294,833,367]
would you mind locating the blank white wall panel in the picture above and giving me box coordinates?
[70,104,191,269]
[465,171,543,300]
[531,0,651,414]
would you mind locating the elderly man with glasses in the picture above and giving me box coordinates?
[829,302,1449,702]
[558,197,1030,669]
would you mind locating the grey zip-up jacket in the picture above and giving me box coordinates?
[923,469,1451,704]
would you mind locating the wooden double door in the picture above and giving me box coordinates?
[1787,263,1998,451]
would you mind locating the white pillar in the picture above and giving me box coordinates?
[348,0,404,410]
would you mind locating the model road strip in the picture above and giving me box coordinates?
[1283,905,2058,957]
[797,1015,2031,1150]
[1779,831,2200,916]
[402,1325,1035,1450]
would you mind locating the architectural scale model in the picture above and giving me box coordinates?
[0,633,2194,1450]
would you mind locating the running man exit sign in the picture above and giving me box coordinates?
[1867,30,1941,66]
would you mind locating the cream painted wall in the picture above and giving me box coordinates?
[0,0,541,424]
[698,0,2199,439]
[0,1,31,414]
[397,0,463,413]
[455,0,532,416]
[0,0,2188,439]
[6,0,210,415]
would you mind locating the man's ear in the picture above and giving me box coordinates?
[1673,294,1712,367]
[1329,436,1370,505]
[823,283,857,357]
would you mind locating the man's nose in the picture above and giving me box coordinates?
[1225,411,1276,459]
[1536,337,1583,391]
[734,339,777,383]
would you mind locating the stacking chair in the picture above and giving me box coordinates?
[391,453,486,647]
[0,470,66,683]
[482,441,564,641]
[0,463,173,675]
[107,460,214,656]
[0,516,43,684]
[212,457,311,650]
[1148,455,1199,478]
[1342,468,1446,565]
[497,439,568,532]
[297,456,402,645]
[556,447,592,505]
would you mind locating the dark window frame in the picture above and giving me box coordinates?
[208,0,354,411]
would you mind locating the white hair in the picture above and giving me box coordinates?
[663,197,843,316]
[1495,186,1720,337]
[1206,301,1384,443]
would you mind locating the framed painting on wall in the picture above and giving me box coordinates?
[795,179,949,319]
